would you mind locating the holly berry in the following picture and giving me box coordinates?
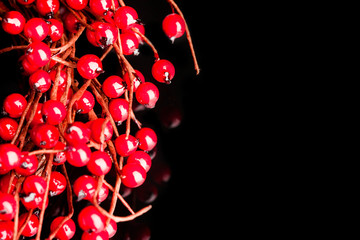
[63,12,81,33]
[25,41,51,67]
[66,0,89,10]
[49,171,67,196]
[73,90,95,114]
[114,134,138,157]
[64,121,91,146]
[73,175,108,202]
[162,13,186,42]
[14,152,38,176]
[127,151,152,172]
[0,117,18,141]
[3,93,27,118]
[94,22,118,49]
[50,216,76,240]
[23,18,49,42]
[120,33,140,55]
[152,59,175,84]
[0,144,21,174]
[36,0,60,18]
[26,102,44,127]
[135,127,157,151]
[108,98,129,124]
[21,175,47,209]
[29,69,52,93]
[30,123,59,148]
[49,68,67,90]
[135,82,159,108]
[53,141,67,165]
[121,163,147,188]
[0,221,14,240]
[123,23,145,44]
[114,6,139,30]
[89,118,113,143]
[42,100,66,125]
[104,219,117,238]
[65,144,91,167]
[18,213,39,237]
[77,54,103,79]
[123,69,145,92]
[89,0,113,16]
[102,75,126,98]
[17,0,36,5]
[78,205,106,233]
[0,174,17,194]
[86,150,112,176]
[1,11,26,35]
[81,231,109,240]
[0,193,16,221]
[48,18,64,42]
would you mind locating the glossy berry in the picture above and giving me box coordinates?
[0,221,14,240]
[123,23,145,44]
[23,18,49,42]
[14,152,38,176]
[48,18,64,42]
[36,0,60,17]
[105,219,117,238]
[29,69,51,93]
[135,82,159,108]
[74,90,95,114]
[63,12,81,33]
[152,59,175,84]
[121,163,147,188]
[89,118,113,143]
[26,102,44,127]
[50,216,76,240]
[78,205,106,233]
[89,0,113,16]
[66,0,89,10]
[114,6,138,30]
[18,213,39,237]
[0,117,18,141]
[120,33,139,55]
[64,121,91,146]
[20,55,40,75]
[94,22,118,49]
[136,127,157,151]
[127,151,152,172]
[49,68,67,90]
[108,98,129,124]
[0,193,16,221]
[77,54,103,79]
[49,171,67,196]
[22,175,47,196]
[73,175,108,202]
[162,13,186,42]
[81,231,109,240]
[66,144,91,167]
[114,134,138,157]
[17,0,36,5]
[53,141,67,165]
[1,11,26,35]
[3,93,27,118]
[25,41,51,67]
[102,75,126,98]
[86,22,102,47]
[0,144,21,174]
[42,100,66,125]
[87,151,112,176]
[123,69,145,92]
[30,123,59,148]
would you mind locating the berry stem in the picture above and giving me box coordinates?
[131,27,160,60]
[27,149,64,156]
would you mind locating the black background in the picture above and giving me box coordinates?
[0,0,221,239]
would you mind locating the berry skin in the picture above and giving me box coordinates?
[18,213,39,237]
[26,102,44,127]
[102,75,126,98]
[30,123,59,148]
[42,100,66,125]
[135,82,159,109]
[48,18,64,42]
[81,231,109,240]
[73,175,108,202]
[23,18,49,42]
[135,127,157,152]
[121,163,147,188]
[104,219,117,238]
[66,0,89,10]
[14,152,38,176]
[123,69,145,92]
[87,151,112,176]
[77,54,103,79]
[0,221,14,240]
[0,193,16,221]
[65,144,91,167]
[63,12,81,33]
[120,33,140,55]
[114,134,138,157]
[17,0,36,5]
[89,118,113,143]
[3,93,27,118]
[0,144,21,174]
[127,151,152,172]
[86,22,102,47]
[78,205,106,233]
[114,6,138,30]
[25,41,51,67]
[152,59,175,84]
[108,98,129,124]
[162,13,186,42]
[49,171,67,196]
[29,69,52,93]
[36,0,60,17]
[64,121,91,146]
[50,216,76,240]
[74,90,95,114]
[94,22,118,49]
[22,175,47,196]
[1,11,26,35]
[89,0,113,16]
[0,117,18,141]
[53,141,67,165]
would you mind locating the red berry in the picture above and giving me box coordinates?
[0,117,18,141]
[120,32,139,55]
[49,68,67,90]
[102,75,126,98]
[123,69,145,92]
[36,0,60,17]
[0,221,14,240]
[114,6,138,30]
[86,22,102,47]
[135,82,159,108]
[104,219,117,238]
[53,141,67,165]
[114,134,138,157]
[78,205,106,233]
[50,216,76,240]
[87,150,112,176]
[123,23,145,44]
[18,213,39,237]
[73,90,95,114]
[89,118,113,143]
[0,193,16,221]
[25,41,51,67]
[17,0,36,5]
[152,59,175,84]
[73,175,108,202]
[0,174,18,194]
[65,144,91,167]
[49,171,67,196]
[94,22,118,49]
[63,12,81,33]
[23,18,49,42]
[135,127,157,151]
[89,0,113,16]
[14,152,38,176]
[162,13,186,42]
[30,123,59,148]
[0,144,21,174]
[29,69,51,93]
[1,11,26,35]
[77,54,103,79]
[108,98,129,124]
[64,121,91,146]
[20,55,40,75]
[48,18,64,42]
[121,163,147,188]
[3,93,27,118]
[26,102,44,127]
[42,100,66,125]
[127,151,152,172]
[81,231,109,240]
[22,175,47,196]
[66,0,89,10]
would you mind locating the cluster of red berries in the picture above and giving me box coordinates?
[0,0,195,239]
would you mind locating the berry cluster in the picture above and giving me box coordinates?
[0,0,197,239]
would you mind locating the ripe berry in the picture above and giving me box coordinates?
[53,141,67,165]
[0,144,21,174]
[23,18,49,42]
[73,175,108,202]
[26,102,44,127]
[1,11,26,35]
[86,22,102,47]
[89,0,113,16]
[64,121,91,146]
[49,171,67,196]
[123,69,145,92]
[36,0,60,18]
[120,33,140,55]
[14,152,38,176]
[18,213,39,237]
[48,18,64,42]
[78,205,106,233]
[121,163,147,188]
[0,193,16,221]
[152,59,175,84]
[108,98,129,124]
[29,69,51,93]
[105,219,117,238]
[135,127,157,151]
[20,55,40,75]
[77,54,103,79]
[73,90,95,114]
[0,117,18,141]
[63,12,81,33]
[22,175,47,196]
[87,150,112,176]
[127,151,152,172]
[25,41,51,67]
[123,23,145,44]
[102,75,126,98]
[3,93,27,118]
[162,13,186,42]
[114,134,138,157]
[114,6,138,30]
[89,118,113,143]
[135,82,159,109]
[65,144,91,167]
[0,174,17,194]
[49,68,67,90]
[0,221,14,240]
[66,0,89,10]
[17,0,36,5]
[42,100,66,125]
[30,123,59,148]
[81,231,109,240]
[94,22,118,49]
[50,216,76,240]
